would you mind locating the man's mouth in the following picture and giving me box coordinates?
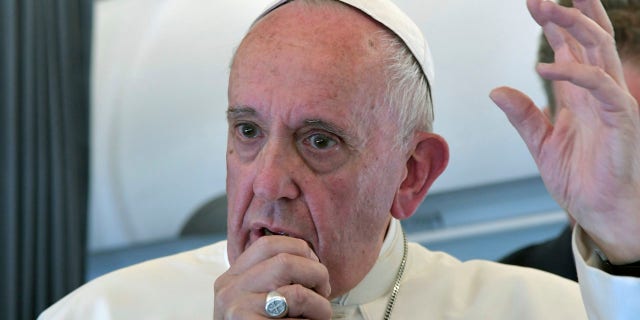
[262,227,290,237]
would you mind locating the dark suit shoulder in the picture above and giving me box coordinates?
[499,225,577,281]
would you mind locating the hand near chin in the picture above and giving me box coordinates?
[214,236,332,319]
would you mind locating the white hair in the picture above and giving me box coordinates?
[378,32,433,152]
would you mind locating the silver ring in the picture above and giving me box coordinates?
[265,290,288,318]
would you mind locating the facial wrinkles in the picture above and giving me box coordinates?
[255,5,383,90]
[233,25,386,154]
[228,1,403,297]
[233,47,354,128]
[227,93,363,257]
[228,123,315,254]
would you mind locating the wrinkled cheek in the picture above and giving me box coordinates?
[226,150,252,213]
[226,155,254,263]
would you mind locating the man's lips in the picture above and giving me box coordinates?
[262,227,290,237]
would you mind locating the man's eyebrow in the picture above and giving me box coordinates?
[227,106,256,120]
[304,119,361,149]
[304,119,347,136]
[304,119,363,150]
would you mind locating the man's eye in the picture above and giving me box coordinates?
[307,133,337,149]
[237,123,260,139]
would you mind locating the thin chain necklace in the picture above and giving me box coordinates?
[382,231,408,320]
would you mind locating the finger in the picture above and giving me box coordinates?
[276,284,332,320]
[530,2,591,67]
[221,243,330,298]
[527,1,583,58]
[537,62,635,122]
[539,0,602,46]
[541,22,585,65]
[214,291,265,320]
[490,86,552,162]
[526,0,545,26]
[538,1,623,84]
[542,106,553,121]
[572,0,614,35]
[224,287,331,320]
[230,236,319,274]
[540,3,607,53]
[240,253,331,297]
[215,278,332,319]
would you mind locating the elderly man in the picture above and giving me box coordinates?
[40,0,640,319]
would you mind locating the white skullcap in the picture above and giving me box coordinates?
[255,0,435,85]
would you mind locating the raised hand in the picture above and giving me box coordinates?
[490,0,640,264]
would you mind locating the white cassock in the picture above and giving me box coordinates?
[38,219,639,319]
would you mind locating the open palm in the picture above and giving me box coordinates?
[491,0,640,263]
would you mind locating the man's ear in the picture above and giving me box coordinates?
[391,132,449,220]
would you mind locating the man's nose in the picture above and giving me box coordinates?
[252,141,301,201]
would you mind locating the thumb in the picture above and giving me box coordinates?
[490,86,552,162]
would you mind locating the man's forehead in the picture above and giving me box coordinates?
[254,0,434,85]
